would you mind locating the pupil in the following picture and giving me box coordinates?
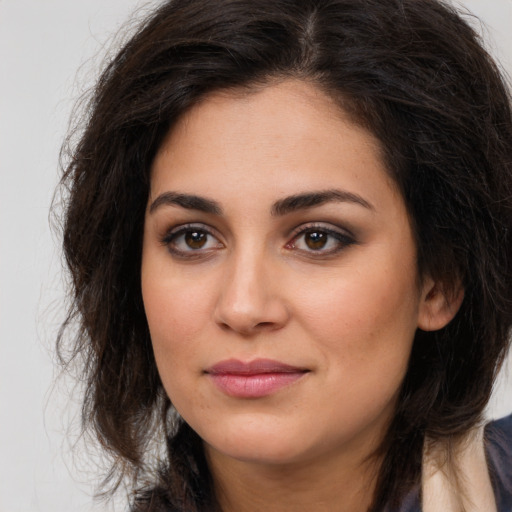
[185,231,207,249]
[305,231,327,250]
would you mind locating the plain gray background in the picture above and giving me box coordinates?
[1,1,511,511]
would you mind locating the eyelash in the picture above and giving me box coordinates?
[161,223,223,259]
[161,222,355,259]
[285,223,356,257]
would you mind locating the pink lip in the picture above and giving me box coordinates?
[205,358,309,398]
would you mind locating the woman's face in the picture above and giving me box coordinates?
[141,80,435,468]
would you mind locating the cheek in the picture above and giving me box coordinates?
[142,282,211,418]
[141,238,218,337]
[295,258,420,375]
[295,265,419,434]
[143,282,205,344]
[141,261,216,389]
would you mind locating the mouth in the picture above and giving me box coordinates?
[204,358,310,398]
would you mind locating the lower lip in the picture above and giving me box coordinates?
[208,372,306,398]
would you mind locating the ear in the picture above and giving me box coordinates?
[417,278,464,332]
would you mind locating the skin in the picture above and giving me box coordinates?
[141,80,458,512]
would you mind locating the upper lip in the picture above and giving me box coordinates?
[205,358,309,375]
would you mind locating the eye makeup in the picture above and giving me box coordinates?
[285,222,356,258]
[159,219,357,262]
[161,223,224,259]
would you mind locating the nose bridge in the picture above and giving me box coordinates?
[214,241,287,334]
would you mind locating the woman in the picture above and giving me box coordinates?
[58,0,512,510]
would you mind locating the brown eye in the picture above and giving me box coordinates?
[185,230,207,249]
[163,224,224,258]
[304,231,328,250]
[286,224,355,257]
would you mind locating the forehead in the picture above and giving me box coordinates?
[150,79,400,213]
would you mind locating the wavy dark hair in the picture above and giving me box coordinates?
[57,0,512,510]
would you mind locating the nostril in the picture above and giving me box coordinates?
[255,321,277,329]
[216,319,281,336]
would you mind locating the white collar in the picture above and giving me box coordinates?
[422,426,497,512]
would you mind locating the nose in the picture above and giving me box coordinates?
[213,250,290,335]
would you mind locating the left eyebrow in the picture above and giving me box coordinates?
[271,189,374,216]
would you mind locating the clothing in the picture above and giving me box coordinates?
[486,414,512,512]
[398,414,512,512]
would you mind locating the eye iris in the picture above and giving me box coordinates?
[305,231,328,250]
[185,231,207,249]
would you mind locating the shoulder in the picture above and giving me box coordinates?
[485,413,512,511]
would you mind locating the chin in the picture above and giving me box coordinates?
[213,441,306,466]
[200,417,310,465]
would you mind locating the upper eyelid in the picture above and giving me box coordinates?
[288,221,355,239]
[163,222,217,236]
[161,222,222,244]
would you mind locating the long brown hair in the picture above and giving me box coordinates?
[57,0,512,510]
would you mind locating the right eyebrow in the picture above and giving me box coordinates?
[148,192,223,215]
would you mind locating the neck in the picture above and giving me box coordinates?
[205,443,381,512]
